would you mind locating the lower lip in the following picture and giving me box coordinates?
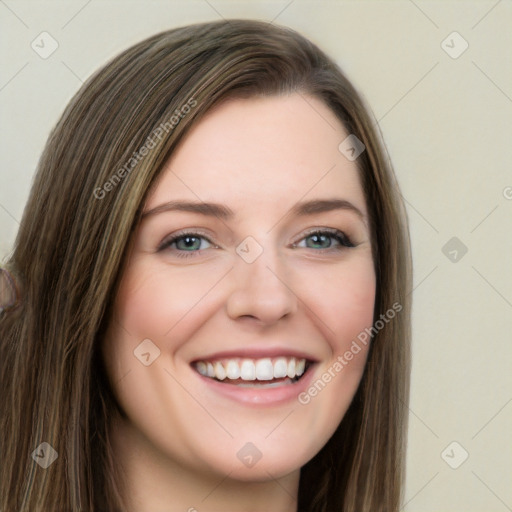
[194,364,316,406]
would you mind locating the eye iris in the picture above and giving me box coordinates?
[176,236,201,251]
[307,234,331,249]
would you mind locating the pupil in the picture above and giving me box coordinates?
[309,234,330,249]
[178,236,200,250]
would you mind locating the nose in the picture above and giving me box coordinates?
[225,246,298,325]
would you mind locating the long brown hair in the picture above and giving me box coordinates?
[0,19,412,511]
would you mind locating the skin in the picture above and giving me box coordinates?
[102,93,376,512]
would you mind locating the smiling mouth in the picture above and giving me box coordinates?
[192,356,312,387]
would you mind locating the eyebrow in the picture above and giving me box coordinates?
[141,198,365,221]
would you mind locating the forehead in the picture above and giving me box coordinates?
[146,94,367,217]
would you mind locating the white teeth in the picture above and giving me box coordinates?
[273,357,288,378]
[287,359,296,379]
[255,358,274,380]
[226,360,240,379]
[195,356,308,382]
[196,361,208,376]
[214,362,226,380]
[296,358,305,376]
[240,360,256,380]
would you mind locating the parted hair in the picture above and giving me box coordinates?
[0,19,412,512]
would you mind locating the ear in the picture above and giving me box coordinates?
[0,268,19,312]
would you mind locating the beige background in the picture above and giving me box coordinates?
[1,1,511,510]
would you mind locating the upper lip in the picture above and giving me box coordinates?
[191,346,319,363]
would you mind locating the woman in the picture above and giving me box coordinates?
[0,19,412,512]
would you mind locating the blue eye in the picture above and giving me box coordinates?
[158,228,354,259]
[158,232,213,258]
[296,229,354,250]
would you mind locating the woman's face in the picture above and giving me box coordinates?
[103,93,375,481]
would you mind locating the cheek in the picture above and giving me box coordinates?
[323,258,376,382]
[113,261,221,341]
[332,269,376,351]
[293,256,375,440]
[101,262,209,391]
[300,255,376,348]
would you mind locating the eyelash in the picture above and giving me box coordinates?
[157,230,214,259]
[293,228,355,251]
[157,228,355,259]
